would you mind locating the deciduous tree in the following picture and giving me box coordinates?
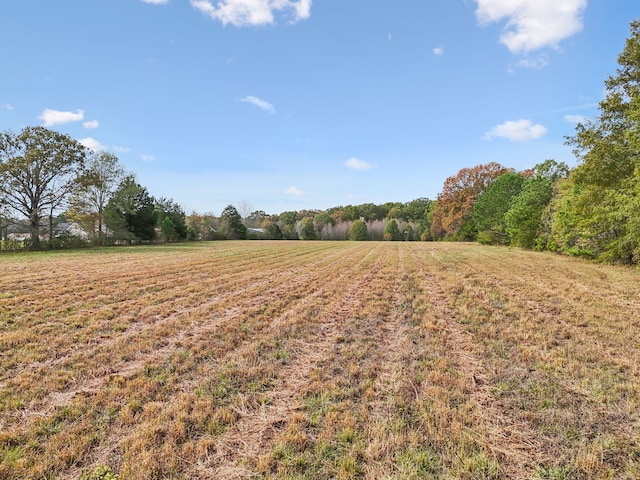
[472,172,526,245]
[562,19,640,262]
[349,219,368,241]
[0,126,86,248]
[432,162,509,240]
[67,151,124,244]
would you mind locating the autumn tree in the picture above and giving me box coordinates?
[0,126,87,248]
[431,162,510,241]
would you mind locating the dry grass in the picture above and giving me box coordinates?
[0,241,639,479]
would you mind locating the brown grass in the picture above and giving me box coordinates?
[1,241,639,479]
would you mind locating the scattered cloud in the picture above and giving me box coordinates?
[483,119,548,142]
[284,186,304,197]
[190,0,311,27]
[113,145,131,153]
[433,46,444,56]
[345,157,376,171]
[141,154,155,162]
[564,114,588,124]
[475,0,587,54]
[38,108,84,127]
[79,137,107,152]
[1,104,14,110]
[83,120,100,129]
[141,0,169,4]
[240,95,276,114]
[510,55,549,72]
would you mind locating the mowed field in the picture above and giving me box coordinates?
[1,242,640,479]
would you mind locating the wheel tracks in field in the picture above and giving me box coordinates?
[1,244,359,428]
[406,244,550,478]
[60,243,383,478]
[186,244,390,479]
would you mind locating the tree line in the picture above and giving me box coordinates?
[2,19,640,264]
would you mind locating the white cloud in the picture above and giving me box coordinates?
[475,0,587,54]
[141,0,169,4]
[79,137,107,152]
[345,157,376,171]
[113,145,131,153]
[141,154,155,162]
[38,108,84,127]
[512,55,549,71]
[483,119,548,142]
[433,46,444,56]
[564,114,588,124]
[1,104,14,110]
[83,120,99,129]
[240,95,276,114]
[284,186,304,197]
[190,0,311,27]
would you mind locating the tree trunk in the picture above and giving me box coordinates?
[29,212,41,249]
[49,212,53,249]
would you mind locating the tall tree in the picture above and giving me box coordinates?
[155,197,187,242]
[0,126,86,248]
[472,172,526,245]
[104,175,156,242]
[67,151,125,244]
[563,19,640,262]
[221,204,247,239]
[432,162,510,240]
[505,176,553,249]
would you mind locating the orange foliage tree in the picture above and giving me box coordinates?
[431,162,511,239]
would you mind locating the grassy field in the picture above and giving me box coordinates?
[1,241,639,479]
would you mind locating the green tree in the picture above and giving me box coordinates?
[155,197,187,242]
[278,211,299,239]
[403,198,432,222]
[0,126,86,248]
[431,162,510,240]
[562,19,640,262]
[349,219,368,241]
[313,211,335,238]
[472,172,526,245]
[67,151,125,244]
[104,175,156,242]
[265,221,283,239]
[505,176,553,249]
[384,219,401,241]
[221,204,247,239]
[297,217,317,240]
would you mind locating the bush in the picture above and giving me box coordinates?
[349,219,368,241]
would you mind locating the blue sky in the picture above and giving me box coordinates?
[1,1,638,215]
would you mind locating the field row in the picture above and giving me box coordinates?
[1,241,639,479]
